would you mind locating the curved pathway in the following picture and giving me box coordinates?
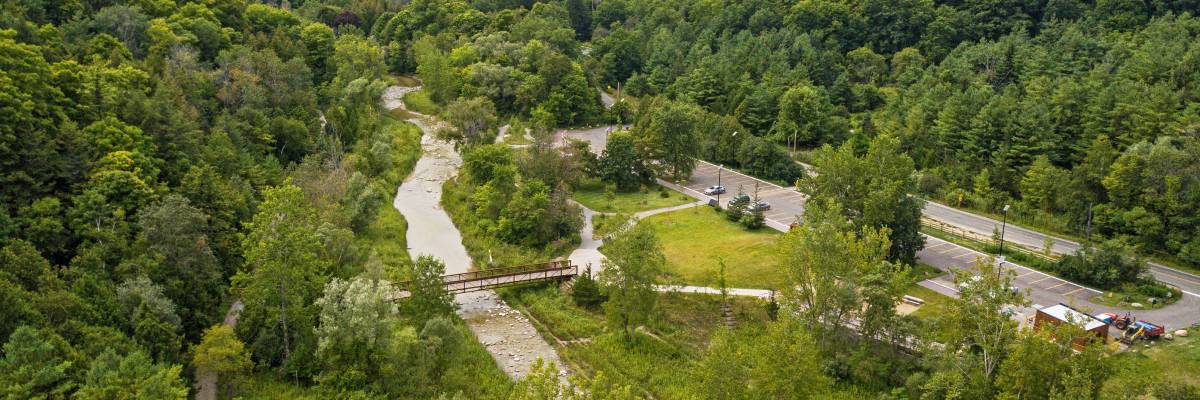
[382,84,568,381]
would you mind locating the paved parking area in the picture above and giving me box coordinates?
[681,160,807,224]
[918,237,1102,304]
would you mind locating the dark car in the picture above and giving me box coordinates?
[750,201,770,211]
[727,194,751,208]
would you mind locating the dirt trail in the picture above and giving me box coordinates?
[193,300,242,400]
[382,84,568,381]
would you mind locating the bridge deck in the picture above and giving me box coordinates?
[396,260,577,298]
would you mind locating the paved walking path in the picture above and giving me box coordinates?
[383,83,567,381]
[656,285,772,299]
[568,202,772,302]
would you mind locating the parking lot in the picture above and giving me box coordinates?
[681,160,807,225]
[917,237,1103,305]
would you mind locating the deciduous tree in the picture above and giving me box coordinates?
[599,223,664,339]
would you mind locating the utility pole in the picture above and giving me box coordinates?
[1085,201,1093,242]
[999,204,1011,262]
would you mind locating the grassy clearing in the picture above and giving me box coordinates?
[591,213,630,239]
[403,90,440,115]
[238,373,322,399]
[1104,330,1200,392]
[905,284,954,322]
[638,207,783,289]
[357,205,410,269]
[503,286,772,399]
[573,184,694,214]
[903,263,955,321]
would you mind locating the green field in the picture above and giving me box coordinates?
[573,185,695,214]
[640,207,783,289]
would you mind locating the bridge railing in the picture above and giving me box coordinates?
[396,260,577,295]
[442,259,573,285]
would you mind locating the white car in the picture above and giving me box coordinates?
[704,185,726,195]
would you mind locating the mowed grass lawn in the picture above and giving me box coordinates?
[574,185,694,213]
[641,207,783,289]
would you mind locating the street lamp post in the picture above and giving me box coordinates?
[999,204,1011,261]
[717,165,723,206]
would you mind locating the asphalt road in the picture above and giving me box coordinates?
[923,201,1200,298]
[918,236,1200,329]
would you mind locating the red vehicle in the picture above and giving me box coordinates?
[1097,312,1134,330]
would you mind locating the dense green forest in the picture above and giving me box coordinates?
[2,0,1199,399]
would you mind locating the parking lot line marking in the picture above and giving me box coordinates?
[938,248,957,254]
[1044,281,1068,290]
[953,252,977,260]
[1062,288,1085,296]
[1029,276,1053,285]
[1016,271,1038,279]
[927,242,951,250]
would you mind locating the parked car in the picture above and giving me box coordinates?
[704,185,726,195]
[727,194,750,208]
[750,201,770,211]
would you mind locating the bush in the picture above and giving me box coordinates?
[1136,283,1173,299]
[1052,240,1147,289]
[739,211,764,230]
[572,273,606,308]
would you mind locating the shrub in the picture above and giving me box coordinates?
[1136,283,1173,299]
[1052,240,1147,289]
[572,273,606,308]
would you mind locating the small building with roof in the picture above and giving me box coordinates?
[1033,303,1109,350]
